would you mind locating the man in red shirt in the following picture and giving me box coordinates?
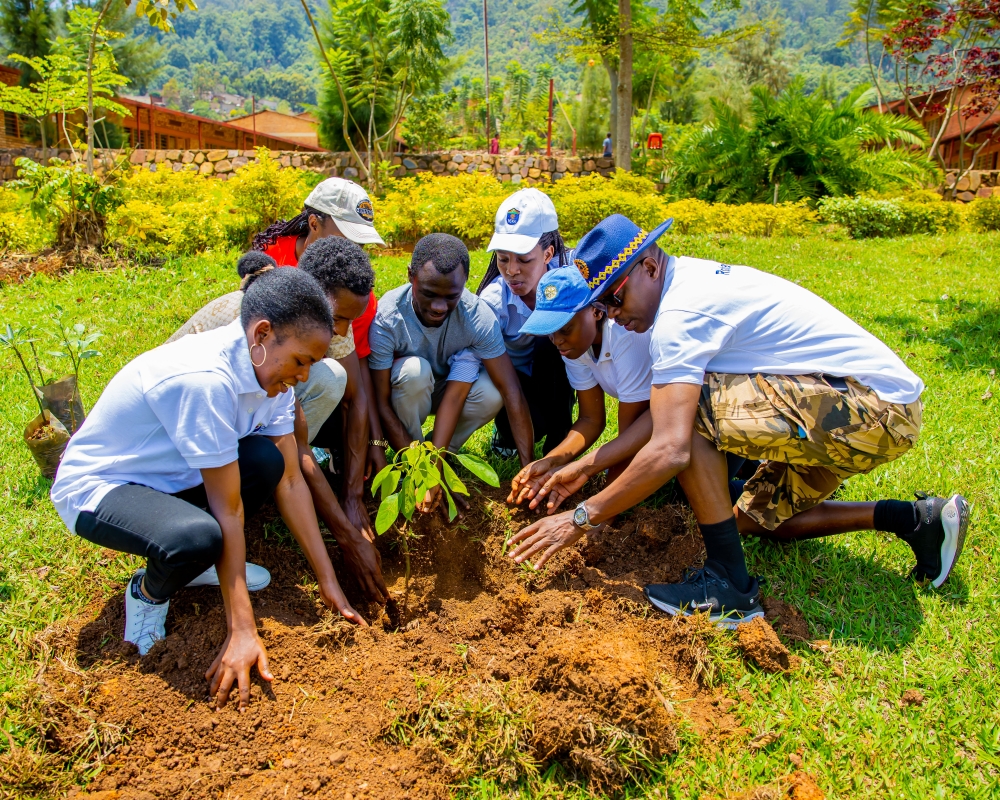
[252,178,389,483]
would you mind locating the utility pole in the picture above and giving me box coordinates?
[252,94,257,148]
[483,0,491,149]
[546,78,554,156]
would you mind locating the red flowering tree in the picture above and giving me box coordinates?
[854,0,1000,177]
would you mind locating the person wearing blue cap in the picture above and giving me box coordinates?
[508,213,968,627]
[505,266,654,509]
[469,188,578,459]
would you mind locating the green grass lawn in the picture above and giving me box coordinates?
[1,233,999,799]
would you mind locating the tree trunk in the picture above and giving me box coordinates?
[615,0,632,171]
[86,0,114,176]
[602,55,618,153]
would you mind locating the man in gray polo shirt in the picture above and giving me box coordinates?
[368,234,535,482]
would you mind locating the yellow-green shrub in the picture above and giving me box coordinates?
[0,187,53,252]
[966,195,1000,232]
[544,172,669,241]
[664,199,817,237]
[225,147,312,248]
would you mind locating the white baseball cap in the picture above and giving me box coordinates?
[304,178,385,246]
[487,188,559,254]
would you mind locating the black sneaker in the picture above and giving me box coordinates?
[643,561,764,629]
[908,492,970,588]
[490,426,518,460]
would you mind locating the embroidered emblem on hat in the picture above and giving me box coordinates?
[574,258,589,280]
[506,208,520,226]
[544,284,558,300]
[356,199,375,222]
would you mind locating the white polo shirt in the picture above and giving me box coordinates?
[563,317,653,403]
[649,256,924,404]
[51,319,297,533]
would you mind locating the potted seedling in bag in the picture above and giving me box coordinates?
[1,324,70,479]
[42,306,101,434]
[371,442,499,601]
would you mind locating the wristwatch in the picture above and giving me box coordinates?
[573,501,599,531]
[369,439,389,448]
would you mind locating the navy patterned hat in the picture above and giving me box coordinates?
[573,214,673,305]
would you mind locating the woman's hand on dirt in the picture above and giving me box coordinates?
[319,578,369,627]
[335,524,390,604]
[506,511,584,570]
[530,463,591,513]
[205,627,272,711]
[508,458,557,506]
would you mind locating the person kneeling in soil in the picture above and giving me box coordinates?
[506,265,652,510]
[51,268,366,707]
[252,177,389,478]
[509,214,969,625]
[474,188,577,458]
[368,233,535,514]
[169,244,388,603]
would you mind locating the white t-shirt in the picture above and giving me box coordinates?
[649,256,924,404]
[51,319,297,533]
[563,317,653,403]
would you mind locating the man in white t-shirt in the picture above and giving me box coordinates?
[509,214,969,626]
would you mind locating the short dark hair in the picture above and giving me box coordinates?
[298,237,374,297]
[408,233,470,279]
[241,267,333,340]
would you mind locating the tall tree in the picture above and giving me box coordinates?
[0,0,54,84]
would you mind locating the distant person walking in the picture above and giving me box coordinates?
[490,135,500,155]
[602,132,612,158]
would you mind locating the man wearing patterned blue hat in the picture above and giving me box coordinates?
[509,214,969,626]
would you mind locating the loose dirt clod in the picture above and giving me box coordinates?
[736,618,801,673]
[32,489,746,798]
[786,770,825,799]
[762,597,810,642]
[901,688,926,707]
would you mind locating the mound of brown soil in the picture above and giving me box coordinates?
[725,770,825,800]
[33,493,750,799]
[762,598,810,643]
[0,248,139,286]
[736,618,801,674]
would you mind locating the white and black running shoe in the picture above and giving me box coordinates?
[490,426,518,460]
[185,562,271,591]
[643,561,764,629]
[908,492,970,589]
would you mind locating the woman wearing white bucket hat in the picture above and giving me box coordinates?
[473,188,577,458]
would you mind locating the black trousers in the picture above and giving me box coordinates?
[75,436,285,599]
[493,336,576,456]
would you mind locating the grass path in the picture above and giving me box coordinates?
[1,233,998,798]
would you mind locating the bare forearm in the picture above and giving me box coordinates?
[542,425,594,468]
[506,393,534,465]
[586,440,689,523]
[275,474,338,585]
[343,396,368,497]
[378,398,413,451]
[214,512,256,633]
[298,444,355,537]
[359,358,384,440]
[430,380,471,450]
[576,409,653,476]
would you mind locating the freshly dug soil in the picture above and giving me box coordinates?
[735,618,801,674]
[725,771,825,800]
[762,597,811,643]
[37,490,752,799]
[0,248,138,286]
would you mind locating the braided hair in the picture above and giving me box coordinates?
[236,251,277,290]
[251,204,330,252]
[475,229,568,295]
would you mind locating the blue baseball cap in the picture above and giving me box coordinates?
[520,267,592,336]
[573,214,673,305]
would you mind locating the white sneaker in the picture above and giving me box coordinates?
[124,569,169,656]
[185,562,271,591]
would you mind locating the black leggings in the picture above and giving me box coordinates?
[75,436,285,600]
[494,336,576,455]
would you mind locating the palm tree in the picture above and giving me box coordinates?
[672,79,939,203]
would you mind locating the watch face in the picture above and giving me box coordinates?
[574,506,588,527]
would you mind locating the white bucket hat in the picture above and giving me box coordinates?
[487,188,559,254]
[304,178,385,246]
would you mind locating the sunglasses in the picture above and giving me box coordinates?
[602,263,637,308]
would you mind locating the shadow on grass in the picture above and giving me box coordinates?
[875,300,1000,371]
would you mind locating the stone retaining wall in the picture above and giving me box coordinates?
[945,169,1000,202]
[0,146,615,185]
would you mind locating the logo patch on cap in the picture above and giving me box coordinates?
[356,199,374,223]
[574,258,589,280]
[543,285,558,300]
[505,208,520,226]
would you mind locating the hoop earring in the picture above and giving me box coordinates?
[249,342,266,368]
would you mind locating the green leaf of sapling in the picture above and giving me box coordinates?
[380,469,401,501]
[441,458,468,495]
[375,492,399,534]
[453,453,501,487]
[370,463,394,495]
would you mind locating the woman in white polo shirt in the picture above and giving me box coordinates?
[507,266,653,510]
[51,267,365,710]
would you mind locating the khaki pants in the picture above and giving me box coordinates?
[695,373,922,530]
[390,356,504,451]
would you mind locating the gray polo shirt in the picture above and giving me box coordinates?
[368,285,506,383]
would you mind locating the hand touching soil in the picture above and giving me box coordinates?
[507,458,559,506]
[317,577,368,627]
[507,510,585,569]
[205,627,272,710]
[530,461,591,513]
[335,522,390,604]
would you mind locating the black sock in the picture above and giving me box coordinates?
[700,516,751,592]
[874,499,918,541]
[728,479,746,506]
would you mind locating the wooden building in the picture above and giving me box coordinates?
[228,109,320,149]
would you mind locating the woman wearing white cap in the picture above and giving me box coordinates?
[252,177,390,479]
[475,187,577,457]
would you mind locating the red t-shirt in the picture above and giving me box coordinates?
[264,234,376,358]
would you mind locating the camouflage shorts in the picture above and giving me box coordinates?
[694,373,922,530]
